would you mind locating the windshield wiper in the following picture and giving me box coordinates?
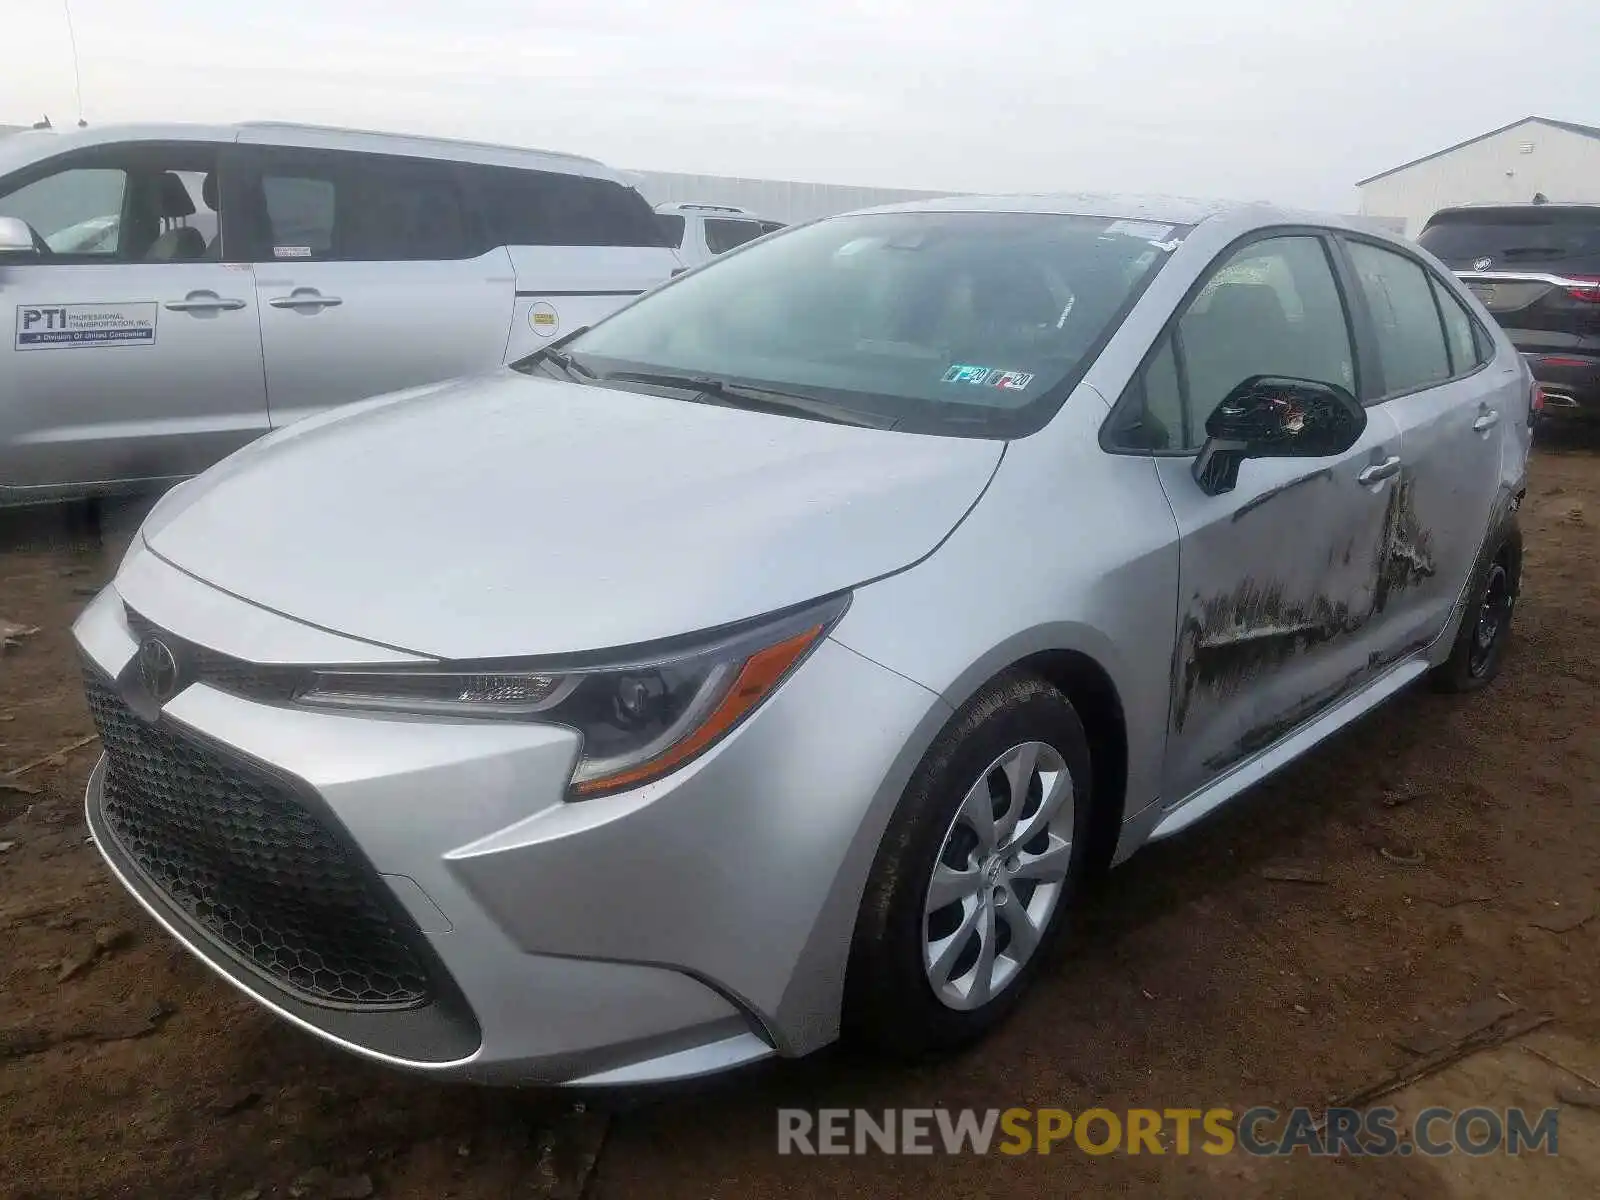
[510,327,594,379]
[600,369,897,429]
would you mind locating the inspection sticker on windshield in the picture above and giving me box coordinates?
[1104,219,1175,241]
[15,303,157,350]
[943,364,1034,390]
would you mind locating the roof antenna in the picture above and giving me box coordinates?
[1532,191,1549,205]
[63,0,87,126]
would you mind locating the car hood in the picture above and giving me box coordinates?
[141,371,1004,660]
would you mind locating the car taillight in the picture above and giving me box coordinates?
[1566,276,1600,303]
[1531,381,1546,415]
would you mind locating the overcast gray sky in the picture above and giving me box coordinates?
[5,0,1598,210]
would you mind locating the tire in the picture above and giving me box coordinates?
[842,671,1094,1059]
[1429,518,1522,694]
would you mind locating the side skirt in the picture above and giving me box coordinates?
[1144,656,1431,843]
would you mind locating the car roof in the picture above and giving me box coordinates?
[1424,202,1600,222]
[0,121,624,182]
[847,190,1383,234]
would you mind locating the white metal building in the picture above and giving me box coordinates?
[1357,116,1600,235]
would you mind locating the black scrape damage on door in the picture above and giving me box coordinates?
[1172,470,1436,763]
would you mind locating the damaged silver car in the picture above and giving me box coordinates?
[74,194,1532,1085]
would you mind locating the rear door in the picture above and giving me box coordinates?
[463,164,681,363]
[1336,237,1514,655]
[232,144,516,428]
[0,141,268,498]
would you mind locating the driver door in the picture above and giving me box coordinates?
[1108,231,1404,803]
[0,142,269,500]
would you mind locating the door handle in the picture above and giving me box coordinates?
[1358,455,1402,486]
[165,294,247,312]
[269,292,343,310]
[1472,410,1500,432]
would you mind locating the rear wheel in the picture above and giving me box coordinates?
[1430,520,1521,693]
[843,672,1093,1058]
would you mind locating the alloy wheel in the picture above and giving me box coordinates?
[922,740,1074,1011]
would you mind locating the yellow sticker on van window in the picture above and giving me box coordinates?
[528,302,560,336]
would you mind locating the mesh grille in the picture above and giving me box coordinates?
[84,669,432,1010]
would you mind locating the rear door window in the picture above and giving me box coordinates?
[1346,241,1452,396]
[1430,274,1488,375]
[245,151,469,262]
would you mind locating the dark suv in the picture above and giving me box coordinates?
[1418,203,1600,429]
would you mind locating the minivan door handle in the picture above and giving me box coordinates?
[1358,455,1403,486]
[165,291,247,313]
[269,290,343,310]
[1472,409,1501,433]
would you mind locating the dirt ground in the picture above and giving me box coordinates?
[2,438,1597,1200]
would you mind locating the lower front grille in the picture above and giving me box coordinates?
[84,668,432,1010]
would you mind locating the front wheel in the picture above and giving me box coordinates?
[843,672,1094,1059]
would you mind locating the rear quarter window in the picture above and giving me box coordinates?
[472,166,668,249]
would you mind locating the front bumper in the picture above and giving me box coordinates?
[73,545,945,1085]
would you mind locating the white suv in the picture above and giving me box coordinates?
[0,121,683,505]
[654,202,785,269]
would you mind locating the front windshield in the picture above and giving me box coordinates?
[562,210,1185,437]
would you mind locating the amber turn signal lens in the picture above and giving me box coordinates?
[572,624,825,796]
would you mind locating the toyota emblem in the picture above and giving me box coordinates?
[1473,257,1493,271]
[137,636,181,704]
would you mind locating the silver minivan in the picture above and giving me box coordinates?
[0,121,682,506]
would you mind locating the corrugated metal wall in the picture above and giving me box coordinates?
[1359,119,1600,235]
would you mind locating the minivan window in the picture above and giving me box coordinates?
[471,166,667,248]
[561,210,1183,438]
[0,168,127,254]
[247,152,469,262]
[704,218,763,255]
[1418,208,1600,267]
[261,175,336,255]
[1347,241,1452,395]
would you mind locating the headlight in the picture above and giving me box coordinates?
[295,594,848,797]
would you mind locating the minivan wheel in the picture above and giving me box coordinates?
[1430,521,1521,693]
[843,672,1093,1059]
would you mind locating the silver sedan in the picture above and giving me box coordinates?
[74,193,1531,1086]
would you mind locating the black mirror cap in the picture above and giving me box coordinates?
[1192,376,1366,497]
[1205,375,1366,457]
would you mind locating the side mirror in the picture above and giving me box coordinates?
[0,216,40,256]
[1192,375,1366,496]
